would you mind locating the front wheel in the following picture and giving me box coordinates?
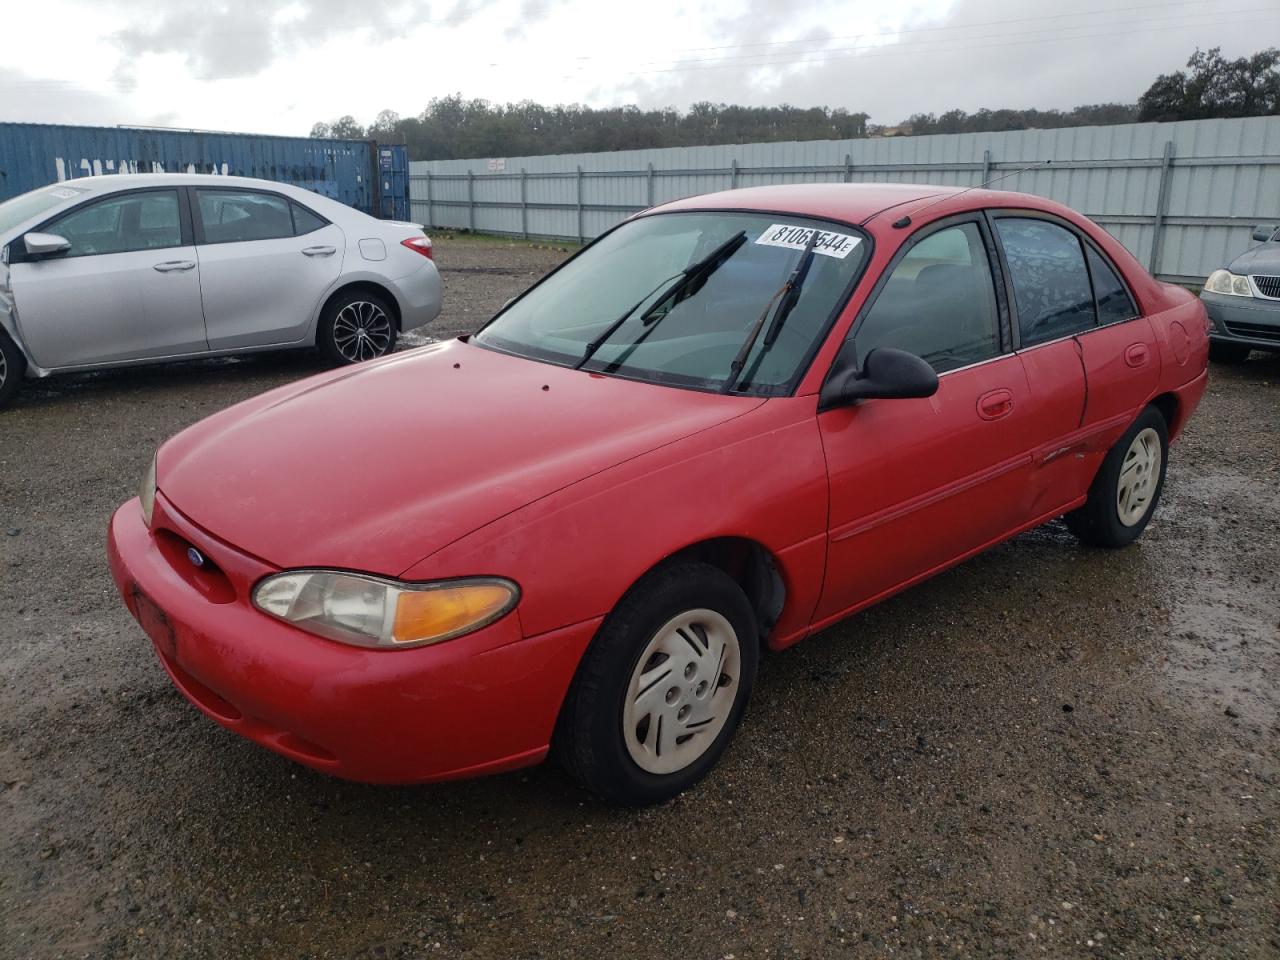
[555,562,758,805]
[1064,406,1169,548]
[0,331,26,409]
[318,290,397,365]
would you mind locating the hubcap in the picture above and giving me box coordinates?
[622,608,741,776]
[1116,426,1161,527]
[332,301,392,362]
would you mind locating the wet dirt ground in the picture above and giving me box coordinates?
[1,236,1277,959]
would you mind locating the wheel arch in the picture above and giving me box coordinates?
[1148,391,1181,439]
[632,536,786,650]
[316,280,404,339]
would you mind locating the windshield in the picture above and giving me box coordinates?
[473,211,870,395]
[0,185,88,238]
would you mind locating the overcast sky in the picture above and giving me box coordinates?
[1,0,1271,136]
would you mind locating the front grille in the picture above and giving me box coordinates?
[1253,274,1280,299]
[1223,319,1280,343]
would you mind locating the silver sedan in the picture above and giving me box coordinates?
[0,174,442,407]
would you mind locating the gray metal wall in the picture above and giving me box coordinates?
[410,116,1280,284]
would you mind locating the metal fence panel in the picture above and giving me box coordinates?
[411,116,1280,282]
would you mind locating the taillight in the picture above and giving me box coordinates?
[401,236,433,260]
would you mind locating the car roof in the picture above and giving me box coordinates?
[651,182,1063,228]
[53,173,311,194]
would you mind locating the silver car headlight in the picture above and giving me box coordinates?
[139,454,157,528]
[252,571,519,649]
[1204,269,1254,298]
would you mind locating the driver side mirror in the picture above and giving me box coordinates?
[23,232,71,258]
[1252,225,1278,242]
[819,342,939,411]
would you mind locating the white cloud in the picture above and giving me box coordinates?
[0,0,1269,135]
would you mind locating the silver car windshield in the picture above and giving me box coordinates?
[0,186,88,237]
[473,211,870,395]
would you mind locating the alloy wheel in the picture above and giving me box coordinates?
[622,608,741,776]
[1116,426,1161,527]
[332,301,393,362]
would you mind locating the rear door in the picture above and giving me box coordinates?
[9,188,207,368]
[991,213,1155,509]
[814,216,1035,623]
[192,188,344,349]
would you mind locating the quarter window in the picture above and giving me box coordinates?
[292,203,327,235]
[197,190,295,244]
[43,190,182,257]
[995,218,1095,346]
[853,222,1002,374]
[1086,246,1138,325]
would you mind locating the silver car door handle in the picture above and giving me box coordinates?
[302,245,337,257]
[153,260,196,273]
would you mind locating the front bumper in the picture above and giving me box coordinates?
[1201,291,1280,351]
[106,492,599,784]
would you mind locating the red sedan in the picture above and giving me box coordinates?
[107,183,1209,805]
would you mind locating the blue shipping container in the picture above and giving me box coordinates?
[0,122,409,219]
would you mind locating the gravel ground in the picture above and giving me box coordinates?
[1,236,1277,959]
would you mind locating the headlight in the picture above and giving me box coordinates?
[252,571,519,649]
[139,454,157,527]
[1204,269,1254,298]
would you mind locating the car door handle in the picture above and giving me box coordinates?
[302,245,337,257]
[153,260,196,273]
[977,388,1015,421]
[1124,343,1150,367]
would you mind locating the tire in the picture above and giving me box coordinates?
[0,331,26,409]
[1064,406,1169,548]
[1209,341,1250,365]
[318,289,397,365]
[554,562,759,806]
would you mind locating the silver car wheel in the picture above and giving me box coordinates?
[622,608,741,776]
[0,347,6,391]
[331,301,392,363]
[1116,426,1161,527]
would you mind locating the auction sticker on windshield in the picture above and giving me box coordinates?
[755,224,861,259]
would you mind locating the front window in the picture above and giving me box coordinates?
[44,190,182,257]
[473,212,870,395]
[0,185,89,237]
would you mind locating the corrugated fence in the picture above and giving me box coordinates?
[409,116,1280,285]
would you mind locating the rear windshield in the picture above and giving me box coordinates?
[0,185,88,237]
[473,211,870,395]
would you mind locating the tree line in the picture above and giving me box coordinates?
[312,46,1279,158]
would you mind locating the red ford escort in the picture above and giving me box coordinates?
[108,183,1209,805]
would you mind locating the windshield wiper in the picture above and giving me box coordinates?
[721,230,821,394]
[573,230,747,370]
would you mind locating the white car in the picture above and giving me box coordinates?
[0,174,442,407]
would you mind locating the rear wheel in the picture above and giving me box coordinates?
[555,562,758,805]
[0,332,26,409]
[318,290,397,365]
[1209,341,1251,365]
[1064,406,1168,548]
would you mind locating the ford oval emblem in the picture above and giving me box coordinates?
[187,546,206,568]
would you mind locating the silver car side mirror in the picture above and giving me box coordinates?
[23,232,71,256]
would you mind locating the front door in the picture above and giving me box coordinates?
[815,218,1034,624]
[192,188,345,349]
[9,188,207,368]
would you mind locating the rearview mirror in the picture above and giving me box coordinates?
[819,343,939,410]
[1252,225,1278,242]
[23,232,71,257]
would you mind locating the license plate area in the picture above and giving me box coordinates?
[130,584,177,659]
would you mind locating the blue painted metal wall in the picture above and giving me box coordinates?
[0,122,409,218]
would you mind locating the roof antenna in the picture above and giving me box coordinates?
[891,159,1052,229]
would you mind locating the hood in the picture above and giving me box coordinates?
[158,340,763,574]
[1228,244,1280,275]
